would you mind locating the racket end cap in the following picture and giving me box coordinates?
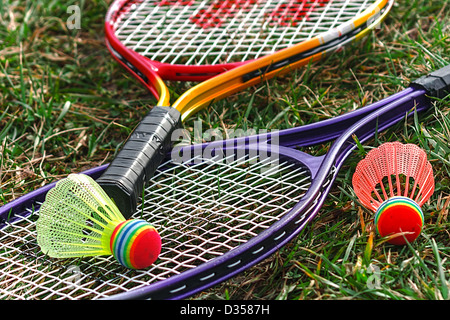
[375,196,424,246]
[110,219,161,269]
[411,64,450,99]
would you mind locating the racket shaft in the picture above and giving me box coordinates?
[97,107,181,217]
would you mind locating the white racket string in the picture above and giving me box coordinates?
[0,153,311,299]
[113,0,375,65]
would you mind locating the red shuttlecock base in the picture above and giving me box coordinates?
[374,196,424,245]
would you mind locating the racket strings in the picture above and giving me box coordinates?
[0,153,312,299]
[113,0,374,65]
[142,154,311,264]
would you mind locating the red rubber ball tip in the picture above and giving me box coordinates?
[129,227,162,269]
[376,204,423,245]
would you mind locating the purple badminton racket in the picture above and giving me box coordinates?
[0,65,449,300]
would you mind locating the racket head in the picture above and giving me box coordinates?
[105,0,391,104]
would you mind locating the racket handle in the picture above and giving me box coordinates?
[97,107,181,218]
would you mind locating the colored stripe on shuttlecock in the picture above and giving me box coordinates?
[375,196,424,226]
[110,219,160,269]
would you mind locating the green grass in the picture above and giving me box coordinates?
[1,0,449,300]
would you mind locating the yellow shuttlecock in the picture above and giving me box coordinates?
[36,174,161,269]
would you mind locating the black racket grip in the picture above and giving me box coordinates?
[411,64,450,99]
[97,107,181,218]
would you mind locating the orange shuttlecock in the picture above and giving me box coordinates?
[352,142,434,245]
